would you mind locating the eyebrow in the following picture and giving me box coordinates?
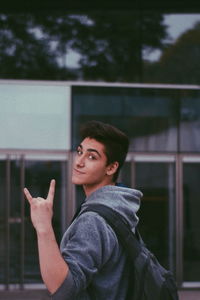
[78,144,102,158]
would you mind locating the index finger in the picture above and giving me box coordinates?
[47,179,56,202]
[24,188,33,204]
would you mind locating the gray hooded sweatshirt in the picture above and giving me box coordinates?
[52,185,143,300]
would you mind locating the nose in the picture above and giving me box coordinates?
[75,154,85,168]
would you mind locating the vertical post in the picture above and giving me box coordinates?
[61,158,68,233]
[131,154,136,189]
[20,155,25,289]
[5,155,10,290]
[66,151,76,227]
[168,161,175,273]
[176,154,183,287]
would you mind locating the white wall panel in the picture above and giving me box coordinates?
[0,82,71,150]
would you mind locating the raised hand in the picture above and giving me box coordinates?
[24,179,56,234]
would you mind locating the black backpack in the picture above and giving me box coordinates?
[80,204,179,300]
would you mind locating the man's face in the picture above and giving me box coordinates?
[72,137,113,194]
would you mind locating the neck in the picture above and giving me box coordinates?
[83,180,115,197]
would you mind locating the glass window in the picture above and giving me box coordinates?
[180,90,200,152]
[0,83,71,150]
[0,158,25,285]
[0,160,6,284]
[143,14,200,85]
[9,160,21,283]
[75,185,85,212]
[24,160,67,283]
[183,162,200,282]
[1,13,200,84]
[72,86,179,152]
[0,156,68,285]
[118,161,132,188]
[134,161,176,272]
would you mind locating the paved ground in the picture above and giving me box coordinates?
[179,290,200,300]
[0,289,200,299]
[0,290,50,300]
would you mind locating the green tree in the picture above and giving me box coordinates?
[144,22,200,84]
[0,14,77,79]
[70,12,168,82]
[0,12,168,82]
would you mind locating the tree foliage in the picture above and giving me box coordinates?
[144,21,200,84]
[0,12,168,82]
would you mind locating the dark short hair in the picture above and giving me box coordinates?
[80,120,129,181]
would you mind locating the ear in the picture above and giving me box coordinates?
[106,161,119,176]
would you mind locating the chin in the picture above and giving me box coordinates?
[72,176,84,185]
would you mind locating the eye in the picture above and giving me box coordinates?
[76,148,82,156]
[88,154,96,160]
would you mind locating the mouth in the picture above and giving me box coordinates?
[73,168,85,175]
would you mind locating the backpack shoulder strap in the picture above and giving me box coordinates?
[79,204,142,261]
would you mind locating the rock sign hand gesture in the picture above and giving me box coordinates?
[24,179,68,294]
[24,179,56,234]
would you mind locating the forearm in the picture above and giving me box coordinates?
[24,180,68,294]
[37,227,69,294]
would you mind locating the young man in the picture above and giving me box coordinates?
[24,120,143,300]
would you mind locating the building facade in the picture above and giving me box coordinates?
[0,80,200,292]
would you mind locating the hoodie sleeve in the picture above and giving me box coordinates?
[51,211,118,300]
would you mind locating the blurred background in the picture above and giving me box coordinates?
[0,1,200,299]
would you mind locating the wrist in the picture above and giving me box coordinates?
[36,225,55,238]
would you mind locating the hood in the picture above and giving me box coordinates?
[82,185,143,231]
